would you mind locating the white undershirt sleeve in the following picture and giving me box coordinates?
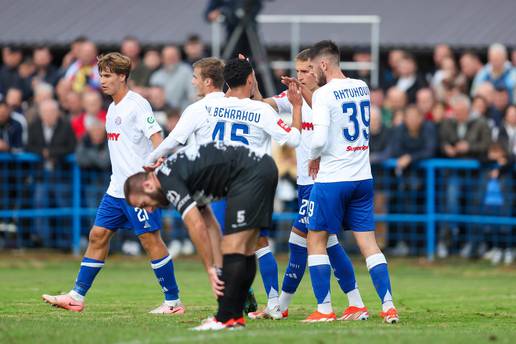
[145,103,203,165]
[309,89,330,160]
[309,124,328,160]
[145,134,181,165]
[285,127,301,147]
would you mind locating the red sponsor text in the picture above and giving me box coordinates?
[107,132,121,141]
[346,145,369,152]
[277,119,291,132]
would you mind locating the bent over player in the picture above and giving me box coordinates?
[42,53,183,314]
[146,57,303,319]
[124,142,279,330]
[206,58,302,319]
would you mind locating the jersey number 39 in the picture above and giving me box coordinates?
[342,100,370,142]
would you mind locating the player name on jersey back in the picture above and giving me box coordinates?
[212,106,262,123]
[206,96,296,157]
[312,78,372,183]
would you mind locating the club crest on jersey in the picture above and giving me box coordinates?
[146,116,155,124]
[277,119,291,133]
[115,116,122,125]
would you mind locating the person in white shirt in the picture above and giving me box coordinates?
[42,52,185,315]
[146,57,301,161]
[206,58,302,320]
[255,49,369,322]
[145,56,227,283]
[304,41,399,324]
[147,57,303,319]
[145,57,225,165]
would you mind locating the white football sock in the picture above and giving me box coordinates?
[382,300,394,312]
[267,295,279,309]
[279,291,293,312]
[317,302,333,314]
[69,290,84,302]
[164,299,180,307]
[346,288,365,308]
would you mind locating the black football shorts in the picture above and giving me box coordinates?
[224,154,278,235]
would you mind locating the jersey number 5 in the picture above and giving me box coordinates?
[342,100,370,142]
[212,121,250,145]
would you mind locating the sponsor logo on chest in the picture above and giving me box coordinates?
[302,122,314,130]
[107,132,121,141]
[346,145,369,152]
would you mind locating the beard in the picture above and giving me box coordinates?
[149,188,169,207]
[316,67,327,87]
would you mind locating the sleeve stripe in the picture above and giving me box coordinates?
[181,201,198,219]
[277,119,291,132]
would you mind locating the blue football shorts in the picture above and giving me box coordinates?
[307,179,374,234]
[94,193,161,236]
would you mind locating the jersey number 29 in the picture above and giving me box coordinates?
[212,121,250,145]
[342,100,370,142]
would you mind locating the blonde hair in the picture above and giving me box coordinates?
[296,48,311,62]
[193,57,225,89]
[97,52,131,82]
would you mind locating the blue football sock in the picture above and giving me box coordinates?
[281,232,308,294]
[366,253,394,311]
[308,254,332,314]
[73,257,105,297]
[151,255,179,302]
[279,232,307,311]
[256,246,279,308]
[327,235,356,294]
[327,236,365,307]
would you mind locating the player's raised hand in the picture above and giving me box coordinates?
[287,82,302,107]
[280,75,301,88]
[235,54,263,99]
[208,266,225,298]
[143,157,165,172]
[308,158,320,179]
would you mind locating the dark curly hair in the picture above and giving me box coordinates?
[223,58,253,88]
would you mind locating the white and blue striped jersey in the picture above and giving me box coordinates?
[206,96,301,156]
[310,78,372,183]
[273,90,314,186]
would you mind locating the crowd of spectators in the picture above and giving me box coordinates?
[0,38,514,261]
[360,44,515,264]
[0,35,205,251]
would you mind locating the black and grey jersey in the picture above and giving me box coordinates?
[156,142,272,216]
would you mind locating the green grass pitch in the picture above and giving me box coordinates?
[0,254,515,344]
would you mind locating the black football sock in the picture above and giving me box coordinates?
[215,253,256,323]
[242,254,257,302]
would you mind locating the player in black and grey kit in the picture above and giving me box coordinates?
[124,142,278,330]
